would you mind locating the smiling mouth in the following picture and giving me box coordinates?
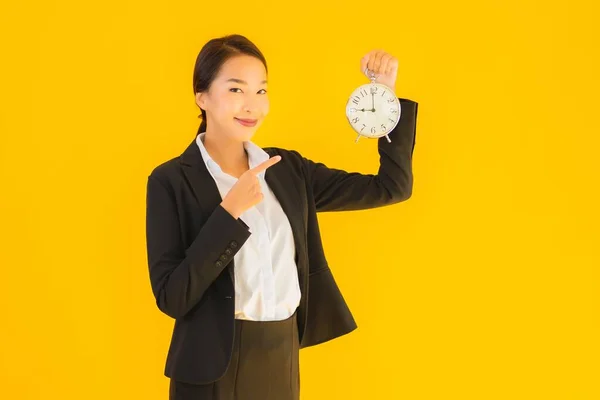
[235,118,258,126]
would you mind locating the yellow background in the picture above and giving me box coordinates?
[1,0,599,399]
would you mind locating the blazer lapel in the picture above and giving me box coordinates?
[264,148,306,268]
[177,138,306,288]
[178,138,234,282]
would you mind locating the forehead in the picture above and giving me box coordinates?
[217,55,267,84]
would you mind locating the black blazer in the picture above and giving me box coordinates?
[145,98,418,384]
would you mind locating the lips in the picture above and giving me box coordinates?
[235,118,257,127]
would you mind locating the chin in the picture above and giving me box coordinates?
[233,123,261,139]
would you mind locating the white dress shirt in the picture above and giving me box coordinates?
[196,132,301,321]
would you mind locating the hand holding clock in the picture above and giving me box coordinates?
[346,49,402,142]
[360,49,399,93]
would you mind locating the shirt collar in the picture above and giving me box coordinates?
[195,132,271,179]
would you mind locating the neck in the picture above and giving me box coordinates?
[202,128,249,174]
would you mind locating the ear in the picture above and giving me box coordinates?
[195,92,206,110]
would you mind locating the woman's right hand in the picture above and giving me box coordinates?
[220,155,282,219]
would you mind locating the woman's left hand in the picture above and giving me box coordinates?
[360,49,399,92]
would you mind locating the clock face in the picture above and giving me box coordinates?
[345,83,401,138]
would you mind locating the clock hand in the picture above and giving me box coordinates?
[371,92,375,112]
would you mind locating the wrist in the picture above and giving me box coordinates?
[220,201,240,219]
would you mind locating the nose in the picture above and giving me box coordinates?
[243,101,256,114]
[242,94,264,114]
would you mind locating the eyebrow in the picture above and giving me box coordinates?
[226,78,268,85]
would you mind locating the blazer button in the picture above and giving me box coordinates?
[216,261,223,268]
[219,254,227,261]
[225,248,232,255]
[230,241,238,248]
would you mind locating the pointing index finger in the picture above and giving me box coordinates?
[251,155,282,174]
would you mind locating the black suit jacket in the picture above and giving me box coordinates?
[145,98,418,384]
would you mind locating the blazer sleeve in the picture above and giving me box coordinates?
[145,174,251,319]
[297,98,418,212]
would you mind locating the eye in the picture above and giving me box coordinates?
[229,88,267,94]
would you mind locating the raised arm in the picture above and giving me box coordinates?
[297,98,418,212]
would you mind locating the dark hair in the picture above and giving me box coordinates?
[192,34,268,136]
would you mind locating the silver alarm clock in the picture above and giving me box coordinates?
[345,68,401,143]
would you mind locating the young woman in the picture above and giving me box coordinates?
[145,34,418,400]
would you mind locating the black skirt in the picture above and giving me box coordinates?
[169,310,300,400]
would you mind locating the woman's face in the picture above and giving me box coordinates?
[196,54,269,141]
